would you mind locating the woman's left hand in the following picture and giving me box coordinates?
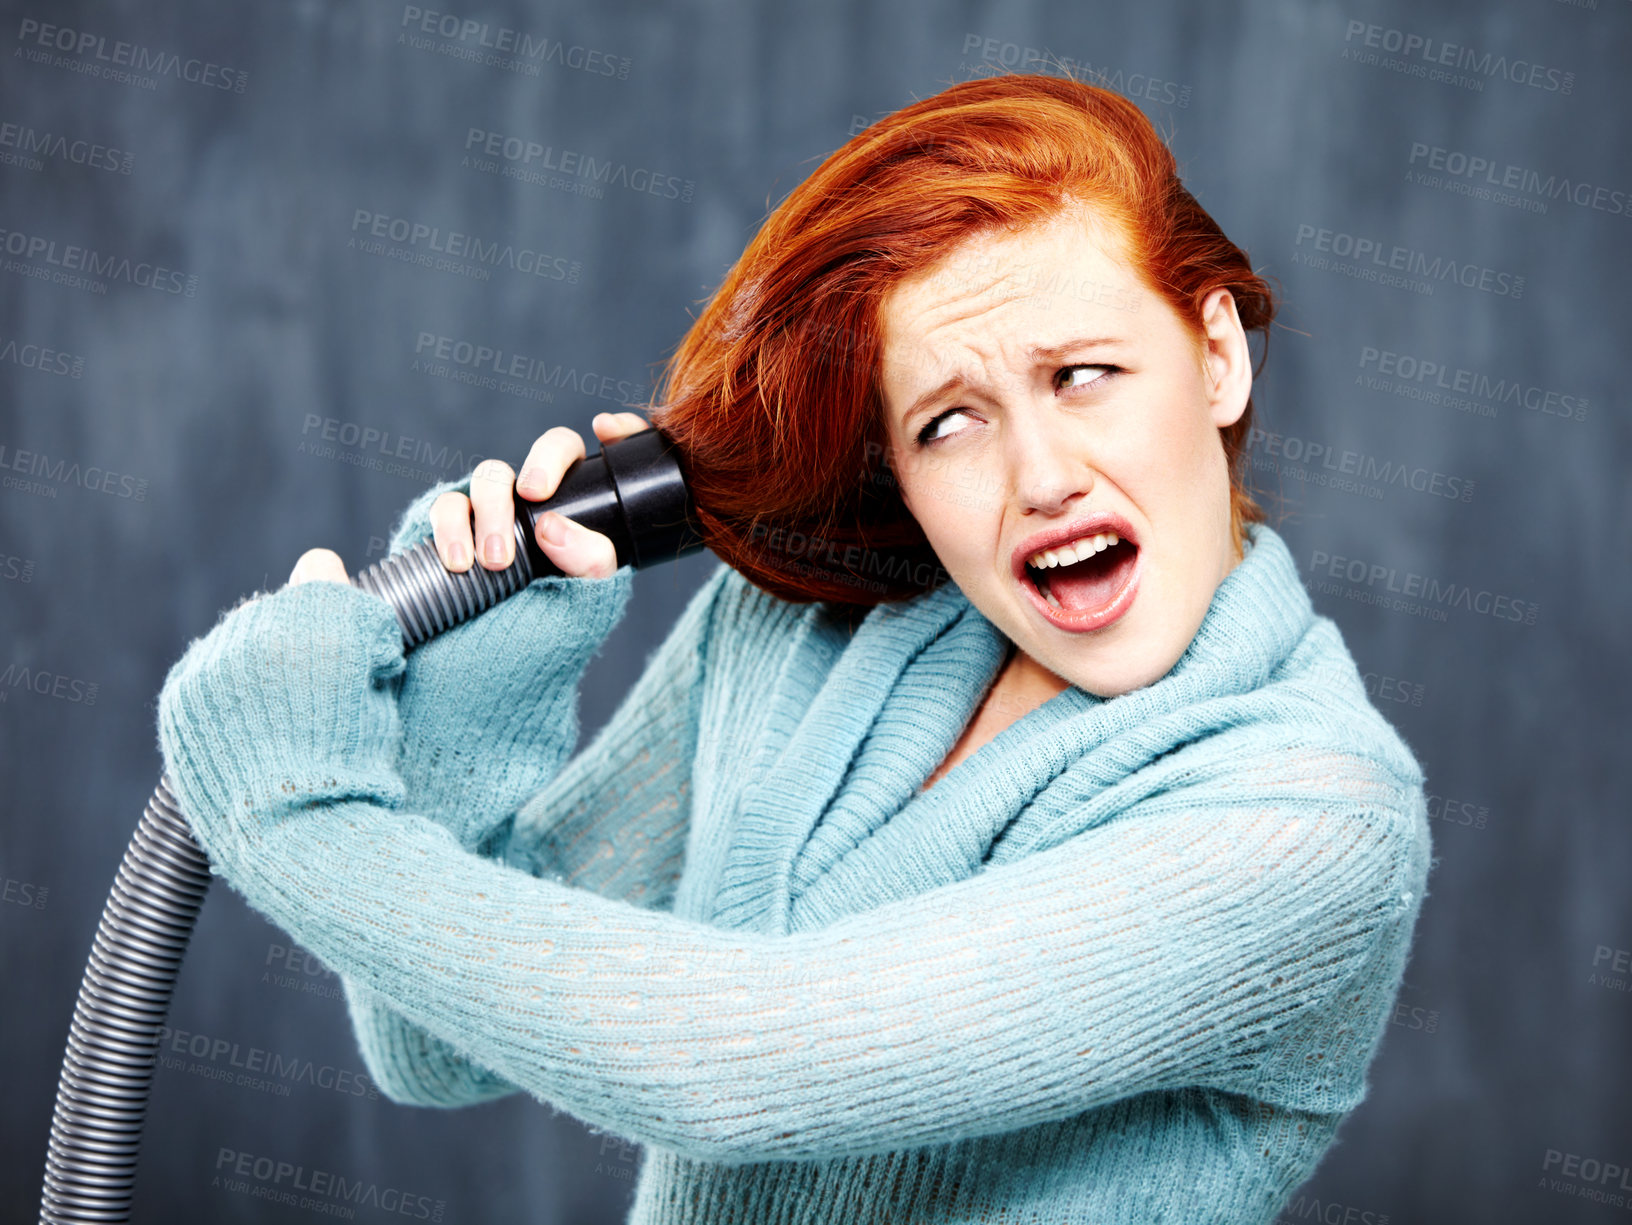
[155,576,409,888]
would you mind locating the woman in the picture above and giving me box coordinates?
[158,74,1431,1224]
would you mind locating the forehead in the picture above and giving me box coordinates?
[879,206,1145,355]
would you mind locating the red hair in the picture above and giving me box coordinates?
[648,72,1276,608]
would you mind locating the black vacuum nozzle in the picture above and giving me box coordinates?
[354,427,705,645]
[352,425,707,648]
[514,426,706,576]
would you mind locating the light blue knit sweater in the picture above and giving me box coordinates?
[155,475,1433,1225]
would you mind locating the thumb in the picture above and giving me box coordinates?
[535,511,620,580]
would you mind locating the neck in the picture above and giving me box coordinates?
[996,641,1071,708]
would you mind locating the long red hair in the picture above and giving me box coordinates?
[649,72,1275,608]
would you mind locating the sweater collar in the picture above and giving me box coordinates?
[707,523,1313,935]
[1160,521,1314,692]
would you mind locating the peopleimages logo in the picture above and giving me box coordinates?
[1301,658,1428,711]
[0,224,197,296]
[463,127,694,202]
[1293,224,1523,298]
[298,414,491,485]
[1275,1192,1393,1223]
[0,441,149,501]
[1308,548,1539,626]
[399,5,631,79]
[1539,1148,1632,1207]
[960,34,1192,107]
[1590,945,1631,994]
[0,118,133,174]
[155,1024,379,1101]
[13,18,249,93]
[0,551,35,584]
[746,521,952,599]
[214,1146,446,1221]
[0,661,98,705]
[1356,346,1587,423]
[1341,19,1575,94]
[263,941,344,1001]
[0,334,84,378]
[348,209,580,284]
[2,868,48,910]
[412,331,649,405]
[1406,142,1629,219]
[1426,792,1490,831]
[1247,426,1475,503]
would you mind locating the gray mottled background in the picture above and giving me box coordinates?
[2,0,1627,1222]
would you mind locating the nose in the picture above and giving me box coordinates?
[1009,407,1093,515]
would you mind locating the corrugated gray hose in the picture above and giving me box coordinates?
[39,429,703,1223]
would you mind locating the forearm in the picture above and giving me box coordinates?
[284,557,721,1105]
[346,662,700,1106]
[497,677,696,908]
[153,566,637,1111]
[219,781,1417,1166]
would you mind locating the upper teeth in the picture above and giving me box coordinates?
[1028,533,1120,570]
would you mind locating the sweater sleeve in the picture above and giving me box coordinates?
[369,472,636,856]
[295,471,634,1107]
[340,562,729,1107]
[156,585,1424,1162]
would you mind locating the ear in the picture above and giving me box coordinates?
[1198,287,1251,430]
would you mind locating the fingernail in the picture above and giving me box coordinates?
[483,533,508,566]
[540,512,568,546]
[446,540,470,569]
[517,466,541,495]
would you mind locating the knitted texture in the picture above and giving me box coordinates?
[382,473,635,855]
[154,512,1433,1225]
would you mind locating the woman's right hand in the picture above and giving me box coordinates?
[389,413,646,854]
[429,411,652,580]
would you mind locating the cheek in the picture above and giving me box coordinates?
[889,451,915,512]
[1122,393,1226,503]
[892,441,957,516]
[896,468,987,567]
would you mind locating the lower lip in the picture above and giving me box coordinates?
[1019,548,1142,633]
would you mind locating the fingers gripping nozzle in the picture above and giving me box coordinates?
[351,427,705,649]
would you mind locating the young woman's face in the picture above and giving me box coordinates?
[876,204,1253,699]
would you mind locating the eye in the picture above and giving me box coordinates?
[1055,364,1118,392]
[914,407,976,447]
[912,365,1122,448]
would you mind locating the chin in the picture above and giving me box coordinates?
[1058,633,1185,699]
[1027,570,1209,698]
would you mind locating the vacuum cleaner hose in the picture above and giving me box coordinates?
[39,428,703,1223]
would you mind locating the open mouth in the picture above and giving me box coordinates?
[1021,534,1141,628]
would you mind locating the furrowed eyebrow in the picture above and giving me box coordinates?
[1027,336,1125,363]
[901,375,969,426]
